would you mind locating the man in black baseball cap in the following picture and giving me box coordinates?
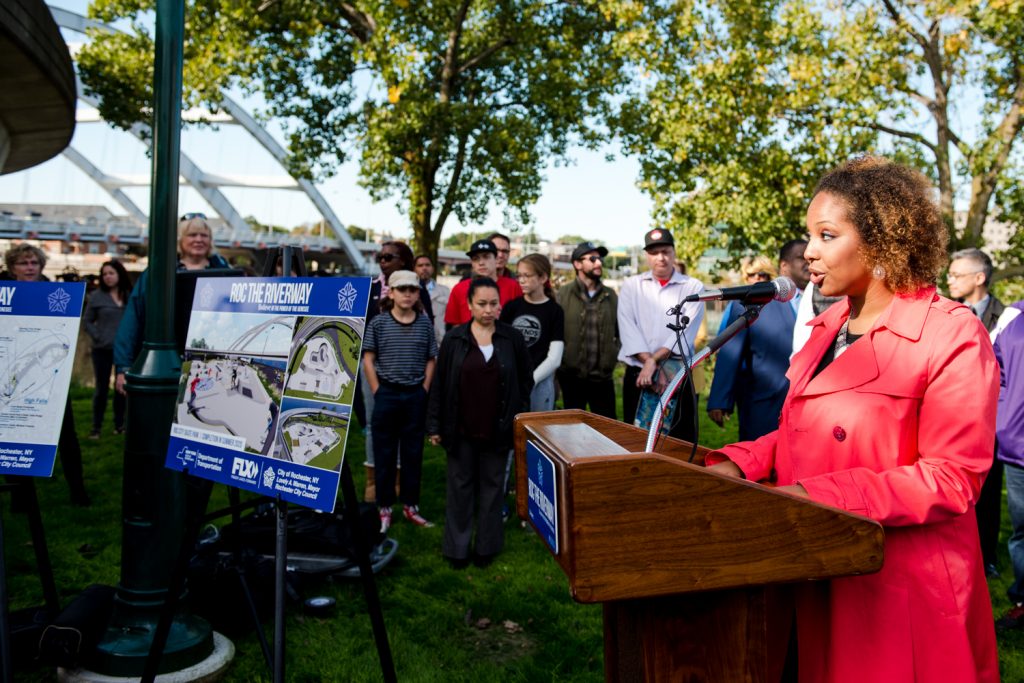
[570,240,609,263]
[444,238,523,327]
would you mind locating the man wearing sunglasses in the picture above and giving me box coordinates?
[556,241,620,419]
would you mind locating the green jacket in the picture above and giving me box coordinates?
[556,278,620,381]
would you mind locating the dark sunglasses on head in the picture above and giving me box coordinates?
[180,212,207,221]
[377,253,398,263]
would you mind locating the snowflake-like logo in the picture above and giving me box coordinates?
[337,282,358,313]
[47,287,71,313]
[536,459,543,487]
[263,465,276,489]
[199,284,215,309]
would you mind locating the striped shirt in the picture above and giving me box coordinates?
[363,311,438,386]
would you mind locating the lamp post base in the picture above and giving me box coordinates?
[65,629,232,682]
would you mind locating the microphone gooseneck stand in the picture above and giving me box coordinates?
[644,303,765,454]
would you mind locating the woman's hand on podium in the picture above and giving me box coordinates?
[706,460,744,479]
[775,483,809,499]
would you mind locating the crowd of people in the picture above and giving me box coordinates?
[6,155,1024,680]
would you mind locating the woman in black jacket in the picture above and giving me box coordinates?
[427,277,533,568]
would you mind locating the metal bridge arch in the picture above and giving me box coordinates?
[49,6,364,267]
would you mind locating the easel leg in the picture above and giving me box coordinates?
[0,508,12,683]
[227,487,273,670]
[23,480,60,613]
[338,460,397,683]
[273,496,287,683]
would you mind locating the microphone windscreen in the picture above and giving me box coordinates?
[773,277,796,302]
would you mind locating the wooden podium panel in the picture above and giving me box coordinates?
[514,410,884,682]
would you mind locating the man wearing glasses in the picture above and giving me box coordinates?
[556,241,620,419]
[947,247,1021,578]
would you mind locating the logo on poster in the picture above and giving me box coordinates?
[231,457,259,481]
[199,284,215,308]
[263,466,276,489]
[176,445,197,467]
[47,287,72,313]
[337,282,358,313]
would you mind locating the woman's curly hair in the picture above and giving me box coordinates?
[813,156,947,293]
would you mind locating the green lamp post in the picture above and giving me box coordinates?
[90,0,214,674]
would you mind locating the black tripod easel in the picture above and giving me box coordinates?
[142,247,396,683]
[0,478,61,683]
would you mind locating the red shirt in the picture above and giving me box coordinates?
[444,276,523,326]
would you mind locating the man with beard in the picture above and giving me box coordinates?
[556,241,620,418]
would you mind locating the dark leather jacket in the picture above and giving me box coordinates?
[426,321,533,451]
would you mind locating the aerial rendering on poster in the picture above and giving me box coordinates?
[0,281,86,477]
[276,397,350,470]
[174,355,285,455]
[285,316,363,405]
[165,277,370,511]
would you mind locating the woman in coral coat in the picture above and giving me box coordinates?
[706,157,1000,682]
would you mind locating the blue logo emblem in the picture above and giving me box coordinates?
[47,287,71,313]
[337,283,358,313]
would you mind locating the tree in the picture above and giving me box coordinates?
[616,0,1024,267]
[78,0,629,263]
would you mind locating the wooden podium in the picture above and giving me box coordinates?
[514,410,884,683]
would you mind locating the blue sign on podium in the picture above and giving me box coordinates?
[526,440,559,555]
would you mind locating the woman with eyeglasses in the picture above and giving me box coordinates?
[427,277,533,569]
[84,259,133,438]
[114,214,230,394]
[358,240,434,502]
[500,253,564,412]
[706,157,999,682]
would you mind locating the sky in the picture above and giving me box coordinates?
[0,1,654,249]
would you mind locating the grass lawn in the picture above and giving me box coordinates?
[4,383,1024,681]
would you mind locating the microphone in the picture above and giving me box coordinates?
[684,276,796,304]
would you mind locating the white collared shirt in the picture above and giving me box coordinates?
[617,270,705,367]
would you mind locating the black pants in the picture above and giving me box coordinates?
[622,364,699,444]
[557,370,617,420]
[371,384,426,508]
[443,439,506,560]
[976,443,1003,567]
[91,348,125,432]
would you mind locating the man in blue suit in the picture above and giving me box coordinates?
[707,239,809,441]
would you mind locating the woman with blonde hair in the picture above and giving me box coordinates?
[114,213,230,393]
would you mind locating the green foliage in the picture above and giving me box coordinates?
[615,0,1024,267]
[442,231,484,251]
[78,0,631,262]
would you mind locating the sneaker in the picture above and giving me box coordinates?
[997,604,1024,631]
[87,430,100,440]
[402,505,434,527]
[379,507,392,534]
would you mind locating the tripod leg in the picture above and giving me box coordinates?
[273,497,287,683]
[23,480,60,614]
[339,460,397,683]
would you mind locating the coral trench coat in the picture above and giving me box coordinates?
[708,287,1000,683]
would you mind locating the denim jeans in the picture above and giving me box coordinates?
[1005,462,1024,603]
[530,374,555,412]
